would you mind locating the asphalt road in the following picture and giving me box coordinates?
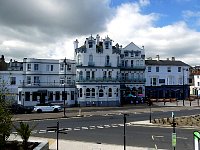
[12,108,200,150]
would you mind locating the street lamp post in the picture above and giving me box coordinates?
[63,58,67,117]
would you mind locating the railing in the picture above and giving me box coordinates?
[76,77,146,83]
[19,81,76,87]
[120,78,146,83]
[117,64,146,69]
[76,77,120,82]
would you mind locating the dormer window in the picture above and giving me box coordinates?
[105,41,109,49]
[88,41,93,48]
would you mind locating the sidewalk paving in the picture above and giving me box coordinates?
[8,134,158,150]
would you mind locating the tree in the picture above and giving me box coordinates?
[0,92,13,149]
[0,77,13,149]
[14,122,36,150]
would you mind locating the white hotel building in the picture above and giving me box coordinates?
[74,35,146,106]
[17,58,76,106]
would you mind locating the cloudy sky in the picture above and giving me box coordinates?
[0,0,200,66]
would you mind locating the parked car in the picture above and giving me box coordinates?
[8,103,34,114]
[34,103,62,113]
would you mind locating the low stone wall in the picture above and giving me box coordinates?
[152,114,200,127]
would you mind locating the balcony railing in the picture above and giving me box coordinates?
[19,81,75,88]
[117,64,146,70]
[119,78,146,83]
[76,77,146,83]
[76,77,120,82]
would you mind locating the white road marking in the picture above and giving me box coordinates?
[82,127,89,130]
[31,130,37,134]
[97,125,104,129]
[118,124,124,127]
[65,128,72,131]
[111,124,118,127]
[155,144,158,149]
[74,127,81,131]
[154,135,164,138]
[152,135,154,140]
[177,136,188,140]
[39,130,46,134]
[48,130,56,133]
[89,126,96,129]
[104,125,110,128]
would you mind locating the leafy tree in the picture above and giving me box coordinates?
[14,122,36,150]
[0,89,13,149]
[0,76,13,149]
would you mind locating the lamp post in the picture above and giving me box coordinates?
[63,58,67,117]
[182,68,187,106]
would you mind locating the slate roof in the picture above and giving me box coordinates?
[145,60,190,66]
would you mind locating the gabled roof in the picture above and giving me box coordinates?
[123,42,142,51]
[145,60,190,66]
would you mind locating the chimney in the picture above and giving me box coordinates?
[172,57,175,61]
[156,55,160,61]
[96,34,100,46]
[73,39,79,50]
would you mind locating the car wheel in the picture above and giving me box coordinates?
[37,109,42,113]
[53,108,58,113]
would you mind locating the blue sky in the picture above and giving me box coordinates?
[111,0,200,31]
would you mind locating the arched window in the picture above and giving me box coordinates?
[79,71,83,80]
[99,89,104,97]
[92,88,95,97]
[77,54,81,65]
[108,88,112,97]
[89,54,93,62]
[86,88,90,98]
[79,88,82,97]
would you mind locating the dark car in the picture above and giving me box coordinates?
[8,103,34,114]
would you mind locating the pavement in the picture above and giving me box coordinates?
[10,99,200,150]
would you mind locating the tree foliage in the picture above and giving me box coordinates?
[0,77,13,149]
[14,122,36,150]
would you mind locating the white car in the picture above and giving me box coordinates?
[34,103,62,113]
